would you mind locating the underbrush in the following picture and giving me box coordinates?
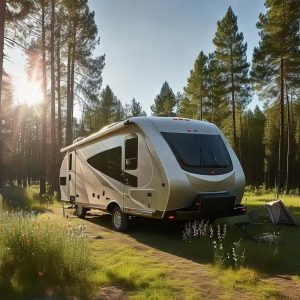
[0,209,91,299]
[1,185,59,212]
[245,185,300,197]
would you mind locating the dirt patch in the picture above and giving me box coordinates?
[263,276,300,299]
[92,286,126,300]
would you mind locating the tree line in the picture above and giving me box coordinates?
[0,0,299,195]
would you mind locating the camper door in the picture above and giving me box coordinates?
[68,151,76,201]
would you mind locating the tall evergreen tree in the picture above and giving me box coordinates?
[251,0,300,192]
[88,85,124,130]
[178,94,193,119]
[63,0,104,145]
[151,81,176,116]
[127,98,146,117]
[184,51,208,120]
[213,6,251,153]
[206,53,229,126]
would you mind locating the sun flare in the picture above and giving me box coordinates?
[13,71,43,106]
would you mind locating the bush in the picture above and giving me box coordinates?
[0,209,91,299]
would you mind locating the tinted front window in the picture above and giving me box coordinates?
[162,132,232,175]
[87,147,122,182]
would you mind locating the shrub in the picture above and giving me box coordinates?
[0,209,91,299]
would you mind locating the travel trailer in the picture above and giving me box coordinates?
[60,117,247,231]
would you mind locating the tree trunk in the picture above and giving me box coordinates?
[285,86,290,194]
[40,2,47,195]
[0,0,6,188]
[56,22,62,149]
[70,26,76,138]
[277,57,285,195]
[66,19,73,146]
[230,45,237,154]
[89,110,92,133]
[200,97,203,120]
[49,0,56,194]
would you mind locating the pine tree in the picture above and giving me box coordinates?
[206,53,229,126]
[213,6,251,153]
[128,98,146,117]
[89,85,124,130]
[178,94,194,118]
[63,0,104,145]
[251,0,300,192]
[184,51,208,120]
[151,81,176,116]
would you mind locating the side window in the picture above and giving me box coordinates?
[69,153,72,171]
[87,147,122,182]
[125,136,138,170]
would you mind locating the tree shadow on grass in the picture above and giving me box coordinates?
[84,204,300,277]
[84,212,213,264]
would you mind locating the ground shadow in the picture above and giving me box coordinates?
[84,204,300,276]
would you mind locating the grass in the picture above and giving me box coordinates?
[216,268,279,299]
[224,190,300,274]
[1,186,300,299]
[0,209,91,299]
[77,188,300,299]
[292,275,300,282]
[88,239,200,299]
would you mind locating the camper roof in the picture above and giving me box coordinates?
[60,117,217,153]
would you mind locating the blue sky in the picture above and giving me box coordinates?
[88,0,265,114]
[5,0,266,116]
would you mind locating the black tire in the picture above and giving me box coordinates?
[76,205,87,219]
[111,206,129,232]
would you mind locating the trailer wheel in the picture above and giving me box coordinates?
[111,206,129,232]
[76,205,87,219]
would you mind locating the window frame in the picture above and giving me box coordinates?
[124,135,138,171]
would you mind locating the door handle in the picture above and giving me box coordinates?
[69,174,71,180]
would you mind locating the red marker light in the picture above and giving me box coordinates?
[168,215,175,220]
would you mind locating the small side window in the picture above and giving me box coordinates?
[60,177,67,186]
[125,136,138,170]
[69,153,72,171]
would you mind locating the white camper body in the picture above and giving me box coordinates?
[60,117,246,231]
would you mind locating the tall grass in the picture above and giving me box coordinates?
[0,209,91,299]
